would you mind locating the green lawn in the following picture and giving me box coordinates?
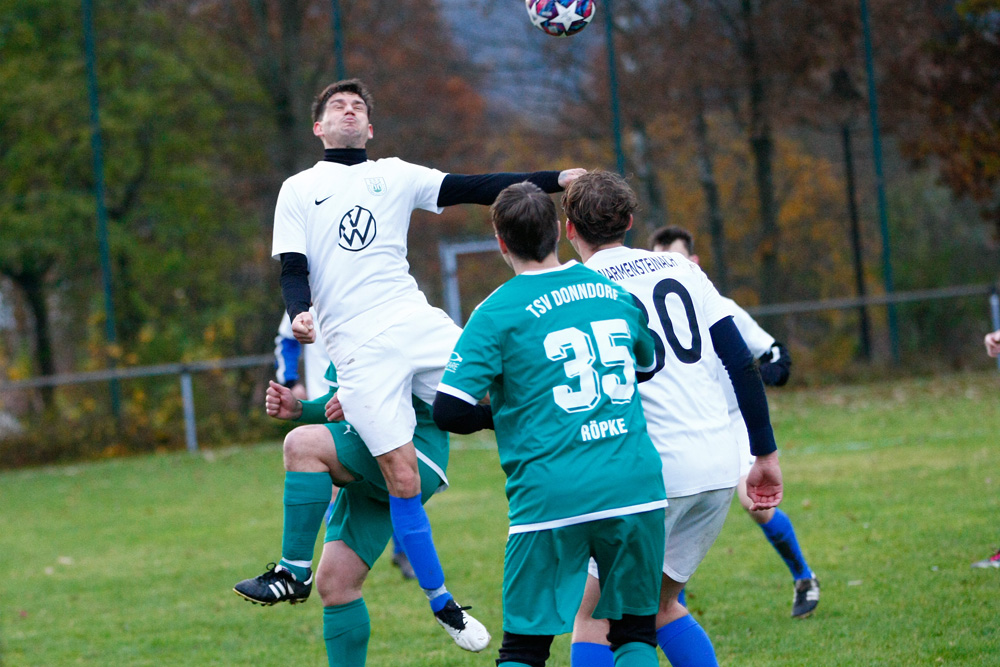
[2,371,999,665]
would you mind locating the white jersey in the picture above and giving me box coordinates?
[276,310,334,400]
[271,157,447,363]
[720,298,775,415]
[585,247,740,497]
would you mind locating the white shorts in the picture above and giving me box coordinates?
[587,486,734,584]
[333,308,461,457]
[730,411,755,478]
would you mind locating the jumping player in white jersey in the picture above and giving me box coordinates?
[269,77,584,653]
[565,172,784,667]
[650,225,820,618]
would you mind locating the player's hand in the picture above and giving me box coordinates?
[558,168,587,189]
[985,329,1000,358]
[290,383,308,400]
[292,311,316,344]
[266,380,303,421]
[745,452,783,511]
[325,392,345,422]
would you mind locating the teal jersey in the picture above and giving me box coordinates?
[439,261,666,531]
[298,363,449,485]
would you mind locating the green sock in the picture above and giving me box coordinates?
[613,641,658,667]
[324,598,370,667]
[280,471,331,579]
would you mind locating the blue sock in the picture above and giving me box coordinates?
[656,615,718,667]
[388,494,452,612]
[570,641,614,667]
[324,500,335,525]
[677,588,686,607]
[759,509,813,581]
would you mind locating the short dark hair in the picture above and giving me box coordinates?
[312,79,374,123]
[649,225,694,254]
[490,182,559,263]
[561,170,637,246]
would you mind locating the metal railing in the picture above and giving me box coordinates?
[2,282,998,452]
[0,354,273,452]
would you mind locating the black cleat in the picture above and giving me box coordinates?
[234,563,312,606]
[791,577,820,618]
[434,598,491,652]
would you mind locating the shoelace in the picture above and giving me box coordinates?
[436,603,473,629]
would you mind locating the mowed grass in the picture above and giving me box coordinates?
[1,371,999,666]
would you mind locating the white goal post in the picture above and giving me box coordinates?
[438,237,499,326]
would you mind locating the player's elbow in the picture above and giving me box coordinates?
[433,392,490,434]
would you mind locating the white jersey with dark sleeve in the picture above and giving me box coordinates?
[584,247,740,497]
[271,158,446,361]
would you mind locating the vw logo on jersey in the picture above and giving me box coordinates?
[338,205,376,251]
[365,177,386,196]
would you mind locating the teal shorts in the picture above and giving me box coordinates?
[501,509,665,635]
[322,422,446,568]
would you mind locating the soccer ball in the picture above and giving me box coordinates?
[525,0,596,38]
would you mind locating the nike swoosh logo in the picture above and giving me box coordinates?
[315,194,334,205]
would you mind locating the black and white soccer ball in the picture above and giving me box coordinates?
[525,0,597,38]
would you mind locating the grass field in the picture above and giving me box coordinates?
[2,371,999,665]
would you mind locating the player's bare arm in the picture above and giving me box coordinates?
[265,380,304,421]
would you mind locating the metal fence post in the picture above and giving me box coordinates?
[180,371,198,452]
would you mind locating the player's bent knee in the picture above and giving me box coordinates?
[283,425,335,472]
[607,614,656,652]
[316,561,366,606]
[497,632,554,667]
[283,425,322,454]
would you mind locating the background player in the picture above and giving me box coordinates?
[565,172,783,667]
[650,225,819,618]
[234,363,473,664]
[972,327,1000,568]
[272,77,582,649]
[435,181,668,667]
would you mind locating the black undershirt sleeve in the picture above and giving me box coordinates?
[433,392,494,434]
[437,171,562,207]
[709,316,778,457]
[279,252,311,321]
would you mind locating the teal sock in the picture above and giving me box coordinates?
[612,641,658,666]
[280,471,332,579]
[323,598,370,667]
